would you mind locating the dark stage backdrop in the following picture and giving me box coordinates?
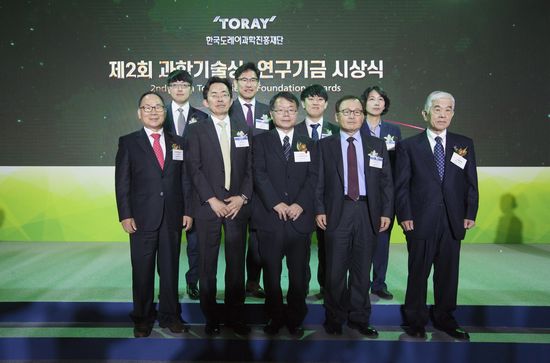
[1,0,549,166]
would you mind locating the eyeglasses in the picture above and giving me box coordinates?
[272,108,298,115]
[237,77,259,84]
[169,83,191,90]
[338,109,364,117]
[209,92,231,99]
[140,105,165,113]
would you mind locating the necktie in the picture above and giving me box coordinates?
[310,124,320,141]
[151,133,164,170]
[347,137,359,200]
[283,135,291,161]
[244,103,254,128]
[217,121,231,190]
[434,136,445,182]
[177,107,186,136]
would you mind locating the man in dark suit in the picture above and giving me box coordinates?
[229,62,271,298]
[315,95,393,337]
[115,91,193,337]
[294,84,339,298]
[360,86,402,300]
[165,70,208,300]
[185,77,253,336]
[395,91,478,340]
[252,92,318,337]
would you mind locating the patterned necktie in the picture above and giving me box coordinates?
[283,135,291,160]
[244,103,254,128]
[177,107,186,136]
[347,137,359,200]
[434,136,445,182]
[151,133,164,170]
[217,121,231,190]
[310,124,320,141]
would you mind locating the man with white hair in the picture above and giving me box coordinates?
[395,91,479,340]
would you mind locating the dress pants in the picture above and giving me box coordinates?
[306,227,327,292]
[403,208,461,330]
[185,227,199,285]
[257,225,309,327]
[246,227,262,285]
[196,216,247,325]
[129,214,182,325]
[324,200,375,324]
[371,216,395,291]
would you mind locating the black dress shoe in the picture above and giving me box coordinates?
[287,325,305,337]
[204,322,221,336]
[403,326,427,339]
[186,283,200,300]
[133,323,152,338]
[263,319,284,335]
[226,320,251,335]
[371,288,394,300]
[347,321,379,338]
[323,321,343,335]
[159,320,190,333]
[437,326,470,340]
[246,284,266,298]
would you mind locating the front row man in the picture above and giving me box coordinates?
[395,91,478,340]
[315,96,394,337]
[115,91,193,337]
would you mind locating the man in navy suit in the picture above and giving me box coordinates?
[185,77,253,336]
[315,96,394,337]
[360,86,402,300]
[229,62,271,298]
[395,91,478,340]
[294,84,339,297]
[115,91,193,337]
[252,92,318,336]
[165,70,208,300]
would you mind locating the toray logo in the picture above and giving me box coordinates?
[213,16,277,30]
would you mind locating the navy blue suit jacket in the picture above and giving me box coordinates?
[361,120,401,173]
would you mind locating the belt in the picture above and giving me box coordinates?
[344,195,367,201]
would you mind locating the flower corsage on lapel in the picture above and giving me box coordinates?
[367,149,383,168]
[453,145,468,157]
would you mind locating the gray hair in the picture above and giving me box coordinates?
[424,91,455,113]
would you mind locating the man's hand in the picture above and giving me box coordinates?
[182,216,193,231]
[464,219,475,229]
[316,214,327,230]
[273,202,290,221]
[208,197,229,218]
[121,218,137,234]
[224,196,245,219]
[401,220,414,232]
[379,216,391,232]
[286,203,304,221]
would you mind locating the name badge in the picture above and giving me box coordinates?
[255,119,270,130]
[450,152,467,169]
[294,151,311,162]
[234,135,249,148]
[321,133,331,139]
[369,155,383,169]
[172,149,183,161]
[385,141,396,150]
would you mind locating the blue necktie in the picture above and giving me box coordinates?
[434,136,445,182]
[310,124,320,141]
[283,135,291,160]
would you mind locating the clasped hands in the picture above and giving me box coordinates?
[208,196,245,219]
[273,202,303,221]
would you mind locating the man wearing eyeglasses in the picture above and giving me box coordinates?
[229,62,271,299]
[165,69,208,301]
[252,92,318,337]
[315,95,393,337]
[115,91,193,337]
[185,77,253,336]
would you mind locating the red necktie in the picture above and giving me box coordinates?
[151,133,164,170]
[347,137,359,200]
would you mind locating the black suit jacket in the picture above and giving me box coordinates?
[185,116,253,220]
[295,119,340,140]
[115,129,190,231]
[315,132,394,234]
[229,100,272,135]
[252,127,318,234]
[164,101,209,138]
[395,130,478,240]
[361,120,402,174]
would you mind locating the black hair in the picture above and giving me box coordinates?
[360,85,390,115]
[269,91,299,111]
[166,69,193,86]
[335,95,363,113]
[234,62,261,80]
[300,84,328,102]
[202,76,233,100]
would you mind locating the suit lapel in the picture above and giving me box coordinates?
[205,118,224,164]
[163,133,174,172]
[136,129,163,173]
[268,129,287,163]
[329,135,344,186]
[418,131,441,182]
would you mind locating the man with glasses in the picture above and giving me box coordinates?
[229,62,271,299]
[252,92,318,337]
[115,91,193,337]
[315,96,393,337]
[185,77,253,336]
[165,69,208,301]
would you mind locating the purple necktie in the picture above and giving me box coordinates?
[244,103,253,127]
